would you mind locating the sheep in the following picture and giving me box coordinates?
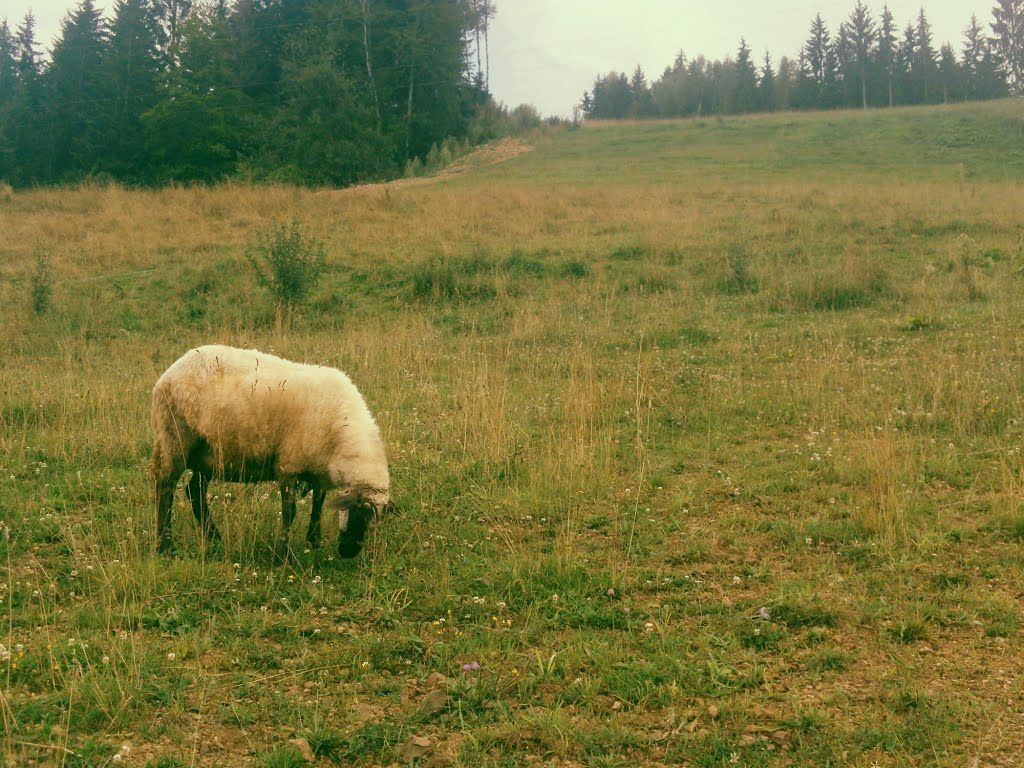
[151,344,390,561]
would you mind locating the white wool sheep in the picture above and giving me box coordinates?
[151,344,390,560]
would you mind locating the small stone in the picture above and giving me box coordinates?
[707,704,720,719]
[611,700,623,711]
[399,735,431,762]
[419,688,447,715]
[288,737,316,763]
[426,671,448,689]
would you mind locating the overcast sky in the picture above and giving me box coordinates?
[4,0,997,116]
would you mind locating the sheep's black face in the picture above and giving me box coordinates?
[337,501,375,558]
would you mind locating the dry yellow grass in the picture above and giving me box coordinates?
[2,106,1024,766]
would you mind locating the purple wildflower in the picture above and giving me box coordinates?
[461,661,480,671]
[757,606,771,621]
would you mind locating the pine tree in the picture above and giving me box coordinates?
[45,0,110,180]
[800,14,837,108]
[874,4,898,106]
[0,20,17,179]
[105,0,164,180]
[153,0,191,58]
[896,22,917,104]
[140,3,248,183]
[962,14,987,98]
[589,71,633,118]
[732,37,759,113]
[846,0,875,109]
[775,55,797,110]
[4,13,47,183]
[937,43,961,102]
[631,65,655,117]
[759,51,775,111]
[991,0,1024,94]
[914,8,937,103]
[0,20,16,106]
[687,56,709,117]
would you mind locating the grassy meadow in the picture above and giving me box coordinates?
[2,100,1024,767]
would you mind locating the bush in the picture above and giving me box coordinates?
[714,245,759,295]
[245,218,326,311]
[30,245,53,316]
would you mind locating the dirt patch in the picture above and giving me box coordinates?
[338,137,532,194]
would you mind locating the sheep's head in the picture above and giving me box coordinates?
[334,487,390,558]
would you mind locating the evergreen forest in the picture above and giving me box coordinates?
[0,0,507,187]
[584,2,1023,119]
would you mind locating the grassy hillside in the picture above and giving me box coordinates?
[2,100,1023,767]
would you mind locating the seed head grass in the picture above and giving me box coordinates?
[1,100,1023,765]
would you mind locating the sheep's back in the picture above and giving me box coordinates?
[154,345,381,479]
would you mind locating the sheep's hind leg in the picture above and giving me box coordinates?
[185,470,222,551]
[276,482,298,564]
[306,489,326,548]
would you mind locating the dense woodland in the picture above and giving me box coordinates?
[0,0,507,187]
[584,2,1023,119]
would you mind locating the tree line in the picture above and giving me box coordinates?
[583,2,1022,119]
[0,0,508,187]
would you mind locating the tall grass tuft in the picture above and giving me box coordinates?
[245,218,326,320]
[30,244,53,316]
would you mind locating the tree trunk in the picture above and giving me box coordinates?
[484,0,491,90]
[360,0,381,130]
[405,47,415,158]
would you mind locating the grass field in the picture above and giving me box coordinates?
[2,99,1024,767]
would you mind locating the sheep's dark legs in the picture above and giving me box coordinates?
[306,489,326,547]
[276,483,297,564]
[156,477,177,553]
[185,470,221,549]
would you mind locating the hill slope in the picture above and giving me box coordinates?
[1,100,1023,768]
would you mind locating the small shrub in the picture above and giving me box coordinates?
[559,259,589,279]
[714,245,759,295]
[504,250,546,277]
[30,245,53,315]
[785,264,892,312]
[145,758,188,768]
[902,315,938,332]
[808,648,853,671]
[887,618,928,644]
[1005,513,1024,541]
[253,744,307,768]
[610,244,646,261]
[771,602,837,629]
[245,218,326,311]
[409,257,497,302]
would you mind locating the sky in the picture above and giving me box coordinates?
[3,0,997,117]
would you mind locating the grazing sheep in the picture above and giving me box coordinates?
[151,344,390,561]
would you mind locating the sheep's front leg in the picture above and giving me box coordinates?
[276,482,297,564]
[186,470,222,550]
[156,477,177,553]
[306,489,327,548]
